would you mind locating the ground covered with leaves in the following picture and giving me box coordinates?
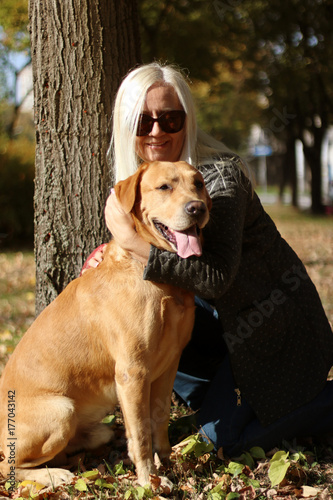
[0,205,332,499]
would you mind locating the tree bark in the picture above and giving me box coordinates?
[29,0,141,315]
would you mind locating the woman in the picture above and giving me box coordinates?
[88,62,333,456]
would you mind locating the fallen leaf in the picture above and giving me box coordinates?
[266,488,278,498]
[238,484,256,499]
[317,488,332,500]
[180,484,196,493]
[268,453,290,486]
[158,476,173,495]
[74,478,88,492]
[19,480,46,491]
[149,474,161,491]
[97,463,106,475]
[301,485,321,497]
[81,469,100,480]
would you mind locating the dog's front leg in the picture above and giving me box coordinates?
[115,366,155,486]
[150,359,180,462]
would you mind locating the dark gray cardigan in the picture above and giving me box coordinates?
[143,154,333,426]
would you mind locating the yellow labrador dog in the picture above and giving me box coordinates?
[0,161,211,488]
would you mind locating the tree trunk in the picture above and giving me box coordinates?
[29,0,141,315]
[288,133,298,207]
[302,126,325,214]
[278,131,298,207]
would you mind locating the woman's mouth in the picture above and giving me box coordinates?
[147,142,167,148]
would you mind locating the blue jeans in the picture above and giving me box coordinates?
[174,298,333,456]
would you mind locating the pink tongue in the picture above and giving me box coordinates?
[173,226,202,258]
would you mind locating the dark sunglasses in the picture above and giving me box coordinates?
[136,110,186,136]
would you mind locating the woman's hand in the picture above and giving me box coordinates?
[104,190,150,264]
[80,244,107,275]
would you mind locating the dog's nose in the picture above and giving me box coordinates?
[185,201,206,216]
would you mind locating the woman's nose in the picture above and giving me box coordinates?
[150,121,164,136]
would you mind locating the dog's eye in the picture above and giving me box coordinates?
[195,180,204,190]
[157,184,171,191]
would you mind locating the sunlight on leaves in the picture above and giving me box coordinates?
[113,461,126,475]
[225,461,244,477]
[268,450,290,486]
[181,434,214,458]
[16,479,46,497]
[94,478,116,490]
[80,469,100,480]
[74,478,88,491]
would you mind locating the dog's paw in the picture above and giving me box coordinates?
[17,468,75,488]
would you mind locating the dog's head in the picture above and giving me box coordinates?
[113,161,212,258]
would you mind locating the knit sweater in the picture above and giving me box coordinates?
[143,154,333,426]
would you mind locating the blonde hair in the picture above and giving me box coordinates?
[109,62,243,183]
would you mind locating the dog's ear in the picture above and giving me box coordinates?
[113,163,149,214]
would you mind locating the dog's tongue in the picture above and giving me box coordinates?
[173,226,202,258]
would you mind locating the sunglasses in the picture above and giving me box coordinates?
[136,110,186,136]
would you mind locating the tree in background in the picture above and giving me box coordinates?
[29,0,141,314]
[233,0,333,213]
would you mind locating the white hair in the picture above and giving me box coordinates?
[109,62,245,183]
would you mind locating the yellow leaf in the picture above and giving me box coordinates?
[19,480,46,491]
[81,470,100,480]
[19,480,46,498]
[75,478,88,491]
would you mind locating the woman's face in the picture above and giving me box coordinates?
[135,84,186,163]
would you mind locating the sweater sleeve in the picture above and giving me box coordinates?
[142,158,251,299]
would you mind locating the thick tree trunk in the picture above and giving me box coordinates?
[29,0,141,315]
